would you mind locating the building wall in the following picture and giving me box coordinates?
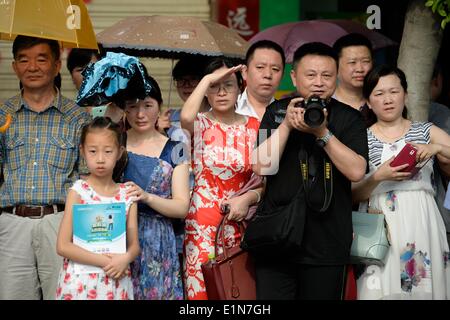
[0,0,210,108]
[260,0,300,96]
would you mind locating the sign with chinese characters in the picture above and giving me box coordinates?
[213,0,259,41]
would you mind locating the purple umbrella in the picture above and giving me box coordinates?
[250,20,397,63]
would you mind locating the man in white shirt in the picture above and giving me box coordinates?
[332,33,373,111]
[237,40,285,121]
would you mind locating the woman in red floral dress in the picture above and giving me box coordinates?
[180,59,262,299]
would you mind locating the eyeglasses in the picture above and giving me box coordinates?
[175,78,200,88]
[206,82,239,95]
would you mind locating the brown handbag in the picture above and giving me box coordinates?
[201,215,256,300]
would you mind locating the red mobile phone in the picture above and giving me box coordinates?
[390,143,429,176]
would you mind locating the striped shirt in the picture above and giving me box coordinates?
[0,91,91,207]
[367,121,435,195]
[367,121,432,167]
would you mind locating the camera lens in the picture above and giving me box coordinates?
[304,104,325,128]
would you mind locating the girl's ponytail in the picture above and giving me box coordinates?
[113,130,128,182]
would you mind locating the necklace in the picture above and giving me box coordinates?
[375,121,408,141]
[208,111,238,126]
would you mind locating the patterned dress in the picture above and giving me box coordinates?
[55,180,134,300]
[184,113,259,300]
[122,140,186,300]
[357,122,450,300]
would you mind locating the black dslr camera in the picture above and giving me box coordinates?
[295,95,328,128]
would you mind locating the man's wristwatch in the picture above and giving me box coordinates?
[316,130,333,148]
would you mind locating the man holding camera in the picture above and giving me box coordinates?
[251,42,368,300]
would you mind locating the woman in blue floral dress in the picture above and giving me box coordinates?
[121,74,190,300]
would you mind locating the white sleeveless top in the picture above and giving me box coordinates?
[367,122,435,196]
[71,179,133,214]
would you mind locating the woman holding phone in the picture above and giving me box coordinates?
[352,65,450,300]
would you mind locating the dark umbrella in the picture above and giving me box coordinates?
[250,19,397,63]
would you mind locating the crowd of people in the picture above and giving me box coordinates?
[0,32,449,301]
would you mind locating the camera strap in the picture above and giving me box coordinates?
[299,148,333,212]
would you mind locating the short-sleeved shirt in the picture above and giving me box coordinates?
[429,102,450,135]
[258,97,368,265]
[428,102,450,231]
[0,92,91,207]
[236,89,274,120]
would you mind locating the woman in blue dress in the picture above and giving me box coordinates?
[122,73,190,300]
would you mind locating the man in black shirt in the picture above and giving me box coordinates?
[251,42,368,300]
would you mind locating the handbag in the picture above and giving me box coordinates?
[201,216,256,300]
[343,264,357,300]
[240,189,306,255]
[241,147,332,255]
[350,211,390,266]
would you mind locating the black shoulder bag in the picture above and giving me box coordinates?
[241,146,334,256]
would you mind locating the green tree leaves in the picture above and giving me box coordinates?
[425,0,450,28]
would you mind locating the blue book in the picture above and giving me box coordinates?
[72,203,126,274]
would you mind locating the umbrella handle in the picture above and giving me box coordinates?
[0,114,12,133]
[167,59,174,109]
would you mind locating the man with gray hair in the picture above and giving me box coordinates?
[0,36,90,300]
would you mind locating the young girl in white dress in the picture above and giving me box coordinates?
[55,117,140,300]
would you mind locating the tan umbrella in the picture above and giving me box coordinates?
[0,0,98,49]
[97,15,249,59]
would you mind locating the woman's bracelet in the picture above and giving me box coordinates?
[248,189,261,204]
